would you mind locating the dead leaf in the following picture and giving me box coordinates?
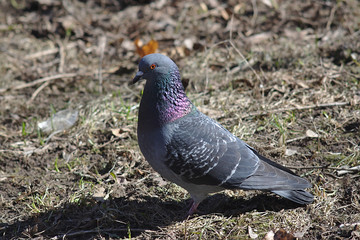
[293,230,306,238]
[93,186,106,199]
[234,4,244,14]
[306,129,319,138]
[111,128,130,138]
[285,148,297,156]
[135,38,158,57]
[261,0,279,9]
[246,32,273,44]
[115,175,128,185]
[111,128,121,137]
[184,38,194,50]
[220,8,229,20]
[353,94,360,105]
[0,171,9,182]
[248,226,258,239]
[152,173,168,187]
[136,169,144,175]
[199,2,208,12]
[263,230,275,240]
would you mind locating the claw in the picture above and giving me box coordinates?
[187,200,199,215]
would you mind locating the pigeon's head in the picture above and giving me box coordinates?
[132,53,179,84]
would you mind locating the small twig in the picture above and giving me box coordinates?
[203,40,228,91]
[0,149,21,153]
[98,36,107,94]
[97,136,121,148]
[11,73,78,91]
[44,130,64,143]
[326,2,338,31]
[287,164,360,174]
[242,101,351,118]
[57,40,66,73]
[337,166,360,176]
[72,171,99,181]
[340,222,360,228]
[251,0,258,27]
[285,136,307,143]
[24,42,77,60]
[226,18,264,105]
[228,40,262,83]
[205,35,262,86]
[53,228,147,239]
[28,81,50,104]
[287,165,334,170]
[229,14,234,41]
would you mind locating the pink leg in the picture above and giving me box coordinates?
[187,199,200,215]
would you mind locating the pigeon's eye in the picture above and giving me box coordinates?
[150,64,156,70]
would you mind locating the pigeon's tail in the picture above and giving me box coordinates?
[272,189,314,204]
[228,149,314,204]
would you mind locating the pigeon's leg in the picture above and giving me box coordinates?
[187,199,199,215]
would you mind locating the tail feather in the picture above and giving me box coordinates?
[272,189,314,204]
[240,147,314,204]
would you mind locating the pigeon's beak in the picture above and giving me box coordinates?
[131,71,144,84]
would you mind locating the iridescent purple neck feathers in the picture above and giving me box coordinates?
[139,64,192,127]
[157,67,192,124]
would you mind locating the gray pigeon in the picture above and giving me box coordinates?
[132,53,313,214]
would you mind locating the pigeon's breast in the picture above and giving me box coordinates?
[137,123,176,181]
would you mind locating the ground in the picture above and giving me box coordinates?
[0,0,360,239]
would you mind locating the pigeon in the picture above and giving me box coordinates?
[132,53,313,215]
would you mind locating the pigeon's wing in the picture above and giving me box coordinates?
[165,110,311,192]
[165,110,261,186]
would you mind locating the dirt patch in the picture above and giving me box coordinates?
[1,0,360,239]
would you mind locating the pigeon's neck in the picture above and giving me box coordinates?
[139,70,192,127]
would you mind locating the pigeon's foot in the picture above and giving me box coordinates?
[187,199,200,215]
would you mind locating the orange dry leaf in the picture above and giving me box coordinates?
[134,38,158,57]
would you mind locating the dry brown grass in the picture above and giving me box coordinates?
[1,0,360,239]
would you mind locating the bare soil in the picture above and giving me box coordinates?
[0,0,359,239]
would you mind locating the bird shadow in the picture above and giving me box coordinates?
[1,193,304,239]
[196,192,305,216]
